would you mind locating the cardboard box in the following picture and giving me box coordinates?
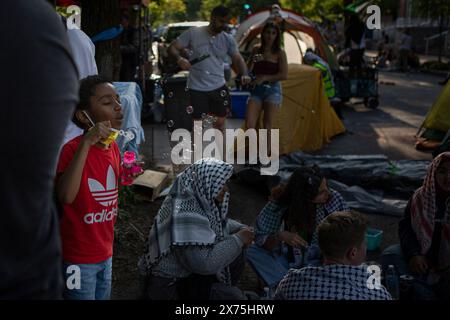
[132,169,169,201]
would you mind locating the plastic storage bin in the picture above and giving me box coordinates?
[230,91,250,119]
[366,228,383,251]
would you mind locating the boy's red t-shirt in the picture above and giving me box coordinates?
[57,135,121,264]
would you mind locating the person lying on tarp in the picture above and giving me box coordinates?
[246,166,348,297]
[381,152,450,300]
[138,158,255,300]
[275,211,392,300]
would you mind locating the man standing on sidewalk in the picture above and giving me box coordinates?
[168,5,251,136]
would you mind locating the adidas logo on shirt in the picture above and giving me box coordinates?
[88,165,118,207]
[84,207,118,224]
[83,165,119,224]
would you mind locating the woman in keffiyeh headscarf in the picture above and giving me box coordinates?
[381,152,450,299]
[139,158,254,300]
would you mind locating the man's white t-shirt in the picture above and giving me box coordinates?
[63,28,99,145]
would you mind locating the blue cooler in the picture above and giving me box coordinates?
[230,91,250,119]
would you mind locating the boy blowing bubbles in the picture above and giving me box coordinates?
[56,76,140,300]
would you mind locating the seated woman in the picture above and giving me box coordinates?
[139,158,254,300]
[246,166,349,294]
[381,152,450,300]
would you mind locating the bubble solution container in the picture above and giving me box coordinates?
[366,228,383,251]
[121,151,142,186]
[100,130,119,147]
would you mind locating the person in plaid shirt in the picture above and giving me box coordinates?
[246,166,348,294]
[275,211,392,300]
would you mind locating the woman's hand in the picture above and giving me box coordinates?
[252,54,264,63]
[279,231,308,248]
[409,255,429,275]
[253,75,267,86]
[82,121,111,146]
[236,228,255,248]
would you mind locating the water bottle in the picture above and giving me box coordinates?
[292,247,303,268]
[385,265,399,299]
[261,287,272,300]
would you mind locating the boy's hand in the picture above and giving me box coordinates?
[132,161,145,178]
[82,121,112,146]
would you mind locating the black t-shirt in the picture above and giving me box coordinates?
[0,0,78,298]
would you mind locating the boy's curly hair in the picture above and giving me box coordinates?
[72,75,112,129]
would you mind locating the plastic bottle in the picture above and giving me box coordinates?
[385,265,399,299]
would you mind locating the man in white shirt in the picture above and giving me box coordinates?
[63,26,99,145]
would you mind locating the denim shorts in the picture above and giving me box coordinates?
[250,82,282,106]
[62,257,112,300]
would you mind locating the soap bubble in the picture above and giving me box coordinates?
[223,100,229,106]
[124,131,135,141]
[220,90,227,97]
[185,86,189,92]
[168,92,174,98]
[186,106,194,114]
[167,120,174,128]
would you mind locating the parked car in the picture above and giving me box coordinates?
[156,21,209,75]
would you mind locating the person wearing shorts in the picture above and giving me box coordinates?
[168,5,251,133]
[246,22,288,157]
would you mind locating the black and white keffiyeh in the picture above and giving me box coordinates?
[141,158,234,283]
[275,264,392,300]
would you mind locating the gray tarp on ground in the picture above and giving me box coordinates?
[278,152,430,198]
[235,152,430,217]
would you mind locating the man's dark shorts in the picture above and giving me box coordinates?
[189,85,231,119]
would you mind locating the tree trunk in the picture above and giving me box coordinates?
[81,0,122,80]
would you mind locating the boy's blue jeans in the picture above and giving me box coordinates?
[62,257,112,300]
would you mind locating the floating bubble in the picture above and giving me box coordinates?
[167,120,174,128]
[124,131,135,141]
[186,106,194,114]
[168,92,174,98]
[185,86,189,92]
[223,100,229,106]
[220,90,227,97]
[162,153,169,159]
[311,109,316,114]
